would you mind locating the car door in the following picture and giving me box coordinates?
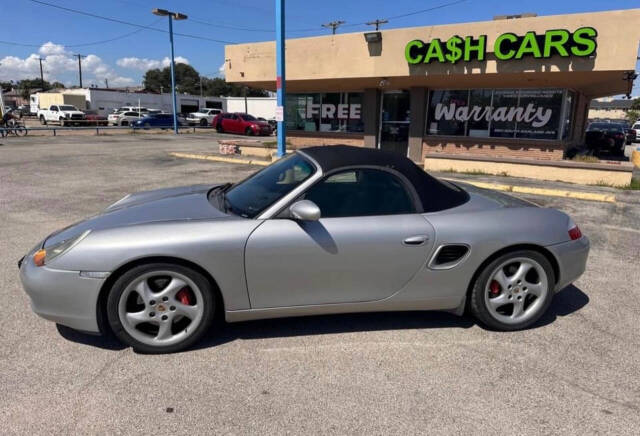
[245,167,436,308]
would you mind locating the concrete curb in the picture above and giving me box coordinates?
[169,152,618,204]
[445,178,616,203]
[169,152,270,166]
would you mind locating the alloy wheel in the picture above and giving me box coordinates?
[117,271,205,347]
[484,257,549,325]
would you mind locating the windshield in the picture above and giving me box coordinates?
[59,105,78,111]
[224,153,315,218]
[240,114,257,121]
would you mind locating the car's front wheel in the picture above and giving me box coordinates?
[107,263,215,353]
[469,250,555,331]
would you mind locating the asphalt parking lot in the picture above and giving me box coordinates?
[1,135,639,434]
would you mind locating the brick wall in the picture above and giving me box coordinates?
[288,132,364,148]
[422,137,565,161]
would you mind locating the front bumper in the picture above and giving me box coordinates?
[547,236,590,291]
[19,252,105,333]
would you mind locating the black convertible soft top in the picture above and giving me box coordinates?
[299,145,469,212]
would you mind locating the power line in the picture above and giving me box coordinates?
[0,18,161,49]
[26,0,237,44]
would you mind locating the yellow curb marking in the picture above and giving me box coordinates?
[169,152,270,166]
[445,178,616,203]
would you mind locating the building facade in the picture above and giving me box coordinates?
[225,9,640,161]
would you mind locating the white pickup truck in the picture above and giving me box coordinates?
[186,108,222,126]
[38,105,86,126]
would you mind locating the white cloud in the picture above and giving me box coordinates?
[116,56,190,71]
[0,43,134,87]
[218,62,225,77]
[39,42,67,56]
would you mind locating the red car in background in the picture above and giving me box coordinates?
[212,112,273,136]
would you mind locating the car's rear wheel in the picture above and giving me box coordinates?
[107,263,215,353]
[469,250,555,331]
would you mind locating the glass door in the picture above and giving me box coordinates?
[379,91,410,155]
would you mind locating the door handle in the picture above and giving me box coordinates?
[403,235,429,246]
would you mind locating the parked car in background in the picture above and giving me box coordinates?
[626,128,637,145]
[133,113,184,129]
[16,105,32,117]
[111,111,145,126]
[38,105,86,126]
[212,112,273,136]
[84,111,108,126]
[258,117,277,131]
[631,122,640,143]
[585,122,626,155]
[187,108,222,126]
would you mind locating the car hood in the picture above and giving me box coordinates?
[44,184,230,247]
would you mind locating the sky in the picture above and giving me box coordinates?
[0,0,638,95]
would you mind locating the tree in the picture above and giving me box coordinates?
[142,63,268,97]
[17,78,52,100]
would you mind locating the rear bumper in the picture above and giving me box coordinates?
[547,236,590,291]
[19,253,104,333]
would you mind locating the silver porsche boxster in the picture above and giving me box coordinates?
[19,145,589,353]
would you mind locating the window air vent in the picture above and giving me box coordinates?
[432,245,469,267]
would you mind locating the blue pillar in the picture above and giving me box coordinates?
[168,14,179,134]
[275,0,286,157]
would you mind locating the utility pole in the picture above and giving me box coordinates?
[275,0,286,157]
[105,78,109,88]
[73,54,85,88]
[321,20,345,35]
[38,58,46,91]
[365,19,388,31]
[244,86,248,113]
[199,76,203,97]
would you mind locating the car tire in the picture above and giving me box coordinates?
[120,120,128,127]
[200,118,208,127]
[469,250,555,331]
[245,127,254,136]
[216,123,224,133]
[144,122,151,130]
[106,263,216,354]
[39,116,47,125]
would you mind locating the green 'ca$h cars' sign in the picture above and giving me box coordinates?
[405,27,597,64]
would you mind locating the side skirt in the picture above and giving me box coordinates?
[225,296,463,323]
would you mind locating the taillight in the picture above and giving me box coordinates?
[568,218,582,240]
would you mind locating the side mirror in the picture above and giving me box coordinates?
[289,200,321,221]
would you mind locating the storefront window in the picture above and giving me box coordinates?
[427,90,468,136]
[426,88,568,140]
[286,92,363,133]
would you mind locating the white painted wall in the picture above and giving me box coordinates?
[224,97,276,119]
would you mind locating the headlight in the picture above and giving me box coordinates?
[33,230,91,267]
[65,114,70,118]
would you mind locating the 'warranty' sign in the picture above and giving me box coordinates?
[405,27,597,64]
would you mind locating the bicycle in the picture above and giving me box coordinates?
[0,119,28,137]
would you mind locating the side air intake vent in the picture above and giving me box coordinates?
[430,244,470,269]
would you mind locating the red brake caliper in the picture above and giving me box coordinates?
[176,288,193,305]
[489,280,501,297]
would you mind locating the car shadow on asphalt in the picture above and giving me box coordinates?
[55,285,588,352]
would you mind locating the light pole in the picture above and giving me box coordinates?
[152,8,187,134]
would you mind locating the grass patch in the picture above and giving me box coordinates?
[571,155,600,163]
[589,179,640,190]
[262,140,292,147]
